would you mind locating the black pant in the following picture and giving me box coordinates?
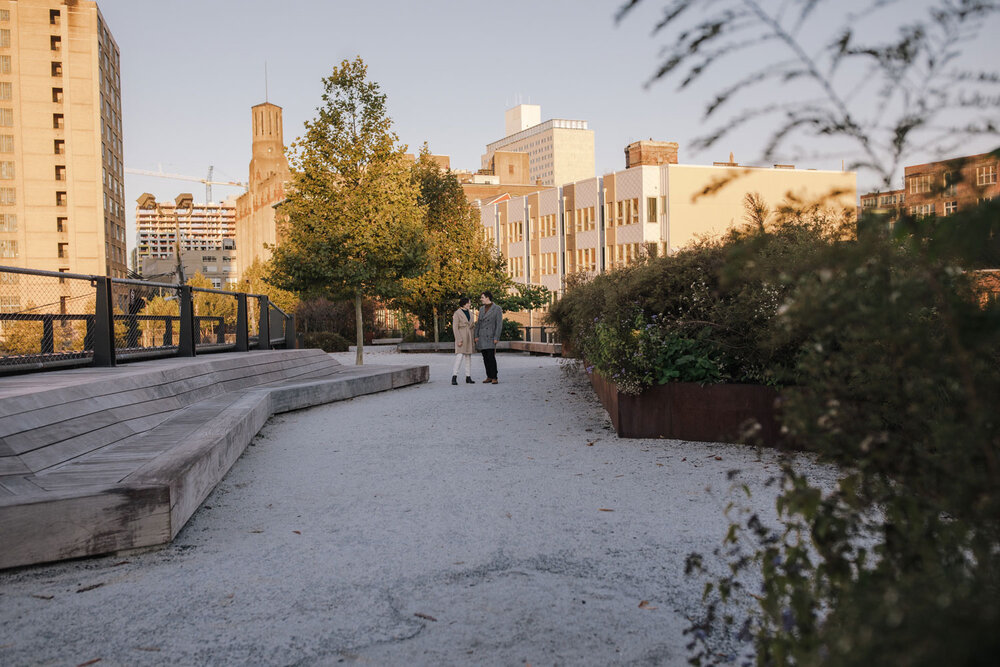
[481,349,498,380]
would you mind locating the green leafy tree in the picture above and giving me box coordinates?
[397,147,511,340]
[267,56,427,364]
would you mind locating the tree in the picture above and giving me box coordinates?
[268,56,427,365]
[397,148,511,340]
[618,0,1000,189]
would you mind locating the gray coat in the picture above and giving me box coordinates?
[474,304,504,350]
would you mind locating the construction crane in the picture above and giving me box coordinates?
[125,165,247,203]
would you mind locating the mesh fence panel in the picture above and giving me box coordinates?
[192,288,237,350]
[0,269,95,367]
[111,280,181,354]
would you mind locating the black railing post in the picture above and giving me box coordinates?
[215,317,224,344]
[41,315,54,354]
[164,317,173,346]
[92,276,116,367]
[236,293,248,351]
[258,296,270,350]
[178,285,196,357]
[284,314,296,349]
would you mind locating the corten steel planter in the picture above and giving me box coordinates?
[588,370,783,446]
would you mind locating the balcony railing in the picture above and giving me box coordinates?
[0,265,295,374]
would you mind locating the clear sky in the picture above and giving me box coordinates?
[98,0,1000,251]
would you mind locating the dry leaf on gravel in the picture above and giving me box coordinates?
[414,612,438,622]
[75,583,104,593]
[638,600,658,610]
[292,530,302,535]
[598,508,614,512]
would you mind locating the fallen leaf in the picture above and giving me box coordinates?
[681,457,687,462]
[414,612,438,622]
[453,561,465,565]
[292,530,301,535]
[585,428,592,431]
[598,508,614,512]
[586,442,594,446]
[76,583,104,593]
[113,561,130,567]
[638,600,658,610]
[714,456,723,461]
[250,529,263,533]
[614,474,624,478]
[76,660,102,667]
[569,392,577,395]
[656,463,664,467]
[31,594,54,600]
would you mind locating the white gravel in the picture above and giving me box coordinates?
[0,350,836,666]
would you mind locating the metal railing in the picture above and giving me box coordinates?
[522,326,560,344]
[0,265,295,374]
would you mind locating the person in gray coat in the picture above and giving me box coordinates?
[474,291,503,384]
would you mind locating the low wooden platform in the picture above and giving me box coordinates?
[0,350,428,569]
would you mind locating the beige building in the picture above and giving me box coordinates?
[234,101,289,282]
[0,0,125,278]
[480,147,857,309]
[135,192,236,284]
[481,104,594,187]
[140,247,235,288]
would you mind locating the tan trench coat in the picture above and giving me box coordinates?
[452,307,475,353]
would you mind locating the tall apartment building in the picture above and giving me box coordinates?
[134,192,236,285]
[481,104,594,187]
[0,0,125,277]
[479,148,856,306]
[234,102,289,282]
[860,151,999,220]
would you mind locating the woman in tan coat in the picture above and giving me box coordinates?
[451,297,475,385]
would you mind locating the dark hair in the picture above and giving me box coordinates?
[459,297,470,306]
[481,291,493,301]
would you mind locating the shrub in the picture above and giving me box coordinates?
[302,331,351,352]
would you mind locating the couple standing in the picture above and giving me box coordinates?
[451,291,503,385]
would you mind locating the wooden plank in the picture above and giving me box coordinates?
[0,484,171,569]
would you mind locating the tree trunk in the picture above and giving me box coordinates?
[355,290,364,366]
[433,307,439,343]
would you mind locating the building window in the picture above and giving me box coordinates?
[0,108,11,127]
[647,197,657,223]
[53,113,64,129]
[52,87,63,103]
[50,35,61,51]
[977,165,997,186]
[909,174,931,194]
[0,135,11,152]
[56,217,66,232]
[0,186,14,204]
[50,9,60,25]
[0,29,9,49]
[0,239,16,258]
[0,161,13,179]
[944,201,958,215]
[51,62,62,77]
[54,139,64,154]
[0,55,8,74]
[944,172,957,196]
[0,10,9,21]
[54,165,66,181]
[0,213,15,231]
[57,242,68,258]
[0,82,10,101]
[56,191,67,206]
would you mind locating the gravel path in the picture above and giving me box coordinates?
[0,350,834,666]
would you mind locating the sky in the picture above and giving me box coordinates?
[99,0,1000,251]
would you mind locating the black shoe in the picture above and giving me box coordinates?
[465,376,474,384]
[451,376,457,385]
